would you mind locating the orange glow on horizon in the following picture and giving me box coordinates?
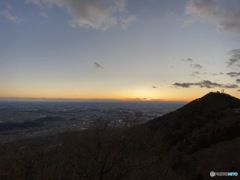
[1,87,239,102]
[0,93,196,102]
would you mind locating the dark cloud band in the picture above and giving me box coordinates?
[174,80,238,89]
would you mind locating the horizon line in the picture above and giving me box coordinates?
[0,97,188,103]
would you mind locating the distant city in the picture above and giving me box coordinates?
[0,101,185,144]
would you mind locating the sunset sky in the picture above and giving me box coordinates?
[1,0,240,101]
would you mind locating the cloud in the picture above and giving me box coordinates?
[226,49,240,67]
[173,80,238,89]
[192,71,199,75]
[226,59,240,67]
[0,6,23,23]
[191,71,223,77]
[226,72,240,77]
[94,62,102,68]
[210,72,224,76]
[186,0,240,35]
[183,58,193,62]
[223,84,239,88]
[173,82,194,88]
[26,0,133,31]
[197,80,221,88]
[121,15,137,30]
[236,79,240,83]
[40,11,48,18]
[25,0,45,8]
[191,71,200,77]
[152,86,157,89]
[229,49,240,59]
[191,64,202,69]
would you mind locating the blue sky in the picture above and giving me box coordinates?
[0,0,240,101]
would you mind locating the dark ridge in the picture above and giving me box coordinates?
[0,117,65,132]
[0,121,42,131]
[146,92,240,153]
[34,116,65,123]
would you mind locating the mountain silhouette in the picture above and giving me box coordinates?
[145,92,240,178]
[147,92,240,152]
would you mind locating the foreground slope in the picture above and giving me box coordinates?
[0,92,240,179]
